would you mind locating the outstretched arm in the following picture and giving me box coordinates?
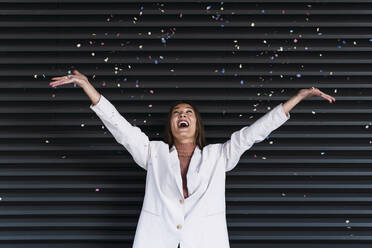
[49,70,151,170]
[89,95,151,171]
[223,87,336,172]
[282,87,336,116]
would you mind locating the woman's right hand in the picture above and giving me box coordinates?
[49,70,89,88]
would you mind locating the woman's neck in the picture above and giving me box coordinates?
[174,140,196,157]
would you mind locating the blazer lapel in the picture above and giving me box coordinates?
[170,145,184,197]
[186,146,201,196]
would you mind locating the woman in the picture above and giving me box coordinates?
[50,70,336,248]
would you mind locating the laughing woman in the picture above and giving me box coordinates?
[49,70,336,248]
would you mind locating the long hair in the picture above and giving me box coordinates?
[163,100,206,151]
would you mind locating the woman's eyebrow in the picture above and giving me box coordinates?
[173,107,193,111]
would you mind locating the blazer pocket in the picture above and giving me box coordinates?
[142,208,161,216]
[205,202,225,216]
[205,209,225,217]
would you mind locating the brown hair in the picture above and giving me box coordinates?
[163,100,206,151]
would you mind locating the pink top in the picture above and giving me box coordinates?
[174,140,197,198]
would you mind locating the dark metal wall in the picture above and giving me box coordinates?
[1,0,371,247]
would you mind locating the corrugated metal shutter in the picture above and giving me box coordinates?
[1,0,371,247]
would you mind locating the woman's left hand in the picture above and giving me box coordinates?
[297,87,336,103]
[282,87,336,117]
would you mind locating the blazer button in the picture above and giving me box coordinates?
[177,224,182,229]
[179,199,184,204]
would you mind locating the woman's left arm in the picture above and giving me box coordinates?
[282,87,336,117]
[223,87,336,172]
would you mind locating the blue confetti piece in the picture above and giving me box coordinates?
[207,5,212,10]
[240,80,244,84]
[269,71,273,74]
[221,24,224,28]
[369,39,372,42]
[154,60,158,64]
[342,40,346,44]
[261,10,265,13]
[337,45,341,48]
[296,73,302,78]
[221,68,225,73]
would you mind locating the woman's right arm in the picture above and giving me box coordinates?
[81,79,101,107]
[49,70,151,170]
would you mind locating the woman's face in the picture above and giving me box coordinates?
[170,103,197,143]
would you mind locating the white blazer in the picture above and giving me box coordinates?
[90,95,290,248]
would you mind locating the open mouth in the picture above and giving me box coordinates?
[178,120,189,129]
